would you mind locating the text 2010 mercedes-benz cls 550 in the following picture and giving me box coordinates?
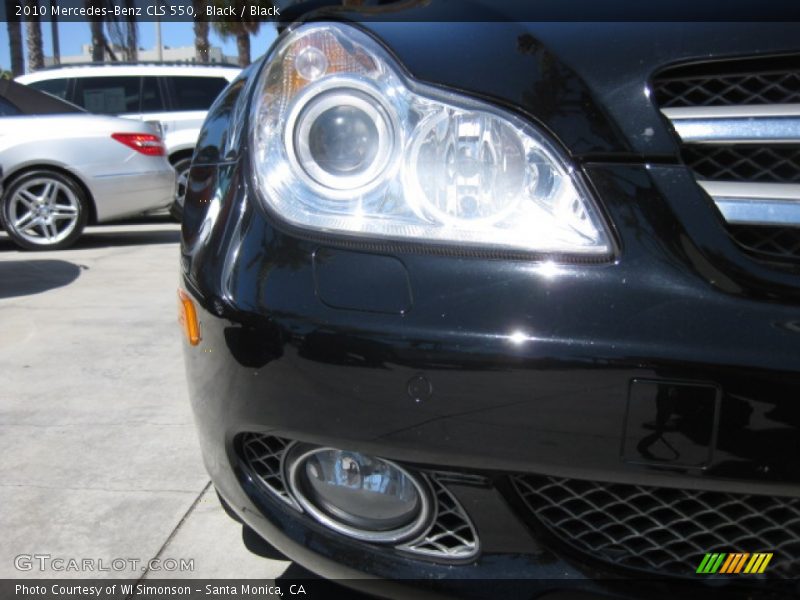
[179,8,800,598]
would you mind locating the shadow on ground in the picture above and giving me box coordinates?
[70,228,180,249]
[0,215,180,252]
[241,525,375,598]
[0,259,84,299]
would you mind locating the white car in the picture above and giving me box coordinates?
[0,79,176,250]
[17,64,240,217]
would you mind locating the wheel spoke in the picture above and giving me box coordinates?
[42,182,57,204]
[52,204,78,218]
[42,221,58,242]
[16,190,38,209]
[14,211,36,229]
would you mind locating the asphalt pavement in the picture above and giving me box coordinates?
[0,218,298,581]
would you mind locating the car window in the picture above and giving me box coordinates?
[28,78,69,100]
[74,76,141,114]
[0,97,21,116]
[169,77,229,111]
[140,76,166,112]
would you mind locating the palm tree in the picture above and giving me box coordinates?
[6,0,25,76]
[84,0,107,61]
[25,0,44,72]
[211,0,261,66]
[50,3,60,66]
[106,3,138,61]
[125,0,138,61]
[193,0,210,63]
[90,19,105,61]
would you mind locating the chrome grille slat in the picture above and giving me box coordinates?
[669,116,800,144]
[698,181,800,226]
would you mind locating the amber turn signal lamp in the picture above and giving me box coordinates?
[178,289,201,346]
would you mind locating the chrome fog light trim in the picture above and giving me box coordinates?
[285,445,432,543]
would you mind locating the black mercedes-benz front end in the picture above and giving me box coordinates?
[179,10,800,598]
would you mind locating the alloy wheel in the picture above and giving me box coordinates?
[6,177,81,246]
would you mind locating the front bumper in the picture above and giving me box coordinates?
[180,159,800,597]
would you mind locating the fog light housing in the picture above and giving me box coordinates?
[286,446,431,543]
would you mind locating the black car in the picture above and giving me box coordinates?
[179,5,800,598]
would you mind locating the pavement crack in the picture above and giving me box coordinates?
[129,480,211,594]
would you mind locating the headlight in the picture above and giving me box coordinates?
[251,23,612,256]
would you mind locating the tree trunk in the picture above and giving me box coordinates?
[25,1,44,72]
[90,19,105,61]
[125,3,137,62]
[50,4,60,65]
[236,32,250,67]
[193,0,210,64]
[6,0,25,76]
[103,39,118,62]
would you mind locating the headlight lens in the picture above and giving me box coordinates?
[292,88,396,190]
[251,23,612,256]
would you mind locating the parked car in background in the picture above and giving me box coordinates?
[17,63,239,218]
[0,79,175,250]
[179,13,800,600]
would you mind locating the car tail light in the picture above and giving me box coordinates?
[111,133,165,156]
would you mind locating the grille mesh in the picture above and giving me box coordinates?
[398,477,479,560]
[240,433,299,509]
[512,475,800,578]
[683,146,800,184]
[239,433,479,561]
[654,63,800,108]
[729,225,800,261]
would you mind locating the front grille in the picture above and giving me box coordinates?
[683,145,800,184]
[512,474,800,578]
[730,225,800,261]
[654,55,800,264]
[653,56,800,108]
[238,433,479,561]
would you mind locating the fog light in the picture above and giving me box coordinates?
[286,446,431,543]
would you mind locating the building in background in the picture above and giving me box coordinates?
[45,44,237,66]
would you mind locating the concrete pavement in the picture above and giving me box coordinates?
[0,219,293,580]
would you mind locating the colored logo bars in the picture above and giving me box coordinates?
[696,553,773,574]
